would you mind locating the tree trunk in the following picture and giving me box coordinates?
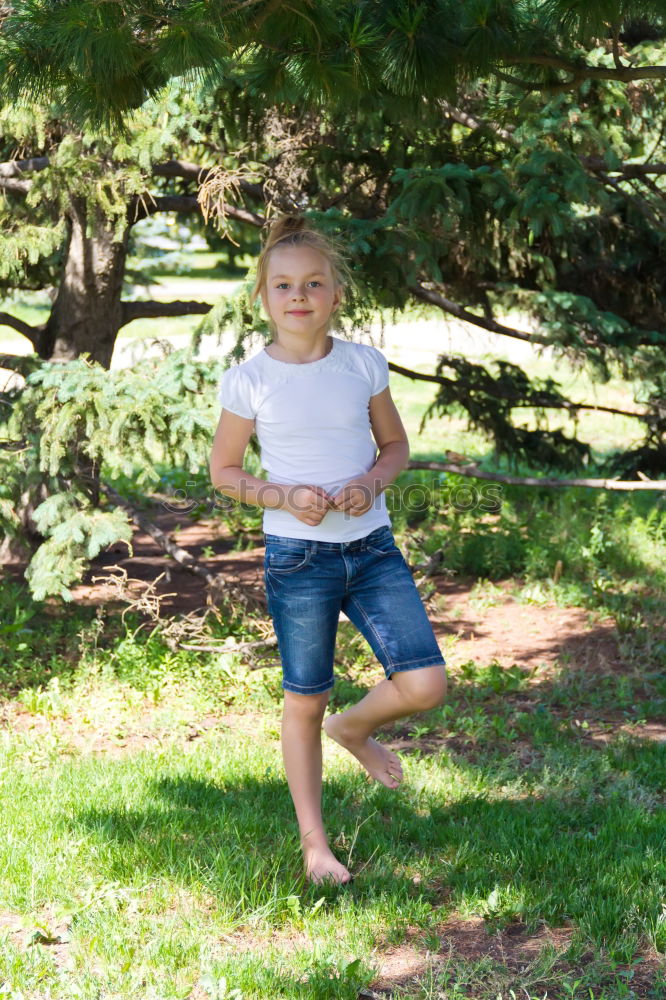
[3,199,130,565]
[39,196,130,368]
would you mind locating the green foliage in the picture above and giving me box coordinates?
[420,354,592,471]
[393,469,666,640]
[1,2,665,594]
[26,505,132,602]
[0,222,65,284]
[1,348,225,599]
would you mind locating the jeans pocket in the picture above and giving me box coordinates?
[366,529,399,557]
[266,544,313,574]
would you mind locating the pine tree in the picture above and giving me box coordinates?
[0,2,665,599]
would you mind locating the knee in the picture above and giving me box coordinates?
[283,688,331,722]
[392,664,447,712]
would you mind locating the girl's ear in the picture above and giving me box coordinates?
[332,285,344,312]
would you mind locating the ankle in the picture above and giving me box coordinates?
[300,829,329,852]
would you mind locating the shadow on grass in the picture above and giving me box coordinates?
[67,739,666,969]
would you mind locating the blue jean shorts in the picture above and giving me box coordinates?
[263,524,446,695]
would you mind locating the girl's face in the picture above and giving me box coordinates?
[262,245,342,339]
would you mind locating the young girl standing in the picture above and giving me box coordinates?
[210,216,447,886]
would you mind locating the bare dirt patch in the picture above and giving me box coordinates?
[0,906,72,971]
[366,919,665,998]
[45,511,629,682]
[1,698,266,759]
[5,510,646,758]
[431,576,623,675]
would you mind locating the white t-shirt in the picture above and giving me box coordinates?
[217,335,393,541]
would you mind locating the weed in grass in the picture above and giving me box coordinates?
[199,972,245,998]
[468,579,506,611]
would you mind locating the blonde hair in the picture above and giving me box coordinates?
[250,215,352,323]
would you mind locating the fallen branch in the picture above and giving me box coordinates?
[388,361,649,422]
[101,481,223,585]
[180,638,278,653]
[100,482,267,612]
[407,459,666,491]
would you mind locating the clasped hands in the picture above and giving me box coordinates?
[287,477,376,526]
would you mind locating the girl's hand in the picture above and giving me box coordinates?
[283,484,335,526]
[330,477,375,517]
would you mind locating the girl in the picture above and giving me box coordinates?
[210,215,447,886]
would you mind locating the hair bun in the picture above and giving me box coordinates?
[263,214,306,251]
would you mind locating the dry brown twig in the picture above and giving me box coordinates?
[197,162,266,243]
[90,564,275,667]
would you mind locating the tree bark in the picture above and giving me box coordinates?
[2,199,132,564]
[40,196,130,368]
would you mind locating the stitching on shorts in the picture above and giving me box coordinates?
[347,593,391,664]
[283,680,334,693]
[388,654,446,669]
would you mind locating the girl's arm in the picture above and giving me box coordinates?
[331,387,410,514]
[366,386,410,490]
[210,409,284,509]
[210,409,333,524]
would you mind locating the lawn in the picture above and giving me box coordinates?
[0,575,664,999]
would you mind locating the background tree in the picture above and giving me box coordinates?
[0,1,665,599]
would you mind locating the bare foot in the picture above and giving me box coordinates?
[323,713,404,788]
[302,841,353,886]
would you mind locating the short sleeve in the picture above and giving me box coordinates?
[217,366,255,419]
[367,346,390,396]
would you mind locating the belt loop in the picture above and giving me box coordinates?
[311,540,318,556]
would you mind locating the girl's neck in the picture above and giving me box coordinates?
[266,331,333,365]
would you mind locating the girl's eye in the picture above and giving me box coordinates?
[273,281,322,289]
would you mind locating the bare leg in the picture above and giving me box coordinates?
[324,664,447,788]
[281,689,353,885]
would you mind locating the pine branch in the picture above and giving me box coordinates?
[129,194,264,226]
[505,54,666,83]
[387,361,650,423]
[436,114,666,178]
[120,300,213,327]
[407,459,666,491]
[439,101,516,145]
[0,316,42,347]
[408,283,551,347]
[152,160,265,201]
[581,158,666,177]
[128,194,199,223]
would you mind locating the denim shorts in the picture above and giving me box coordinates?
[263,524,446,695]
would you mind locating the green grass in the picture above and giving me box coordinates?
[0,544,665,998]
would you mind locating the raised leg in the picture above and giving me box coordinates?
[323,664,447,788]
